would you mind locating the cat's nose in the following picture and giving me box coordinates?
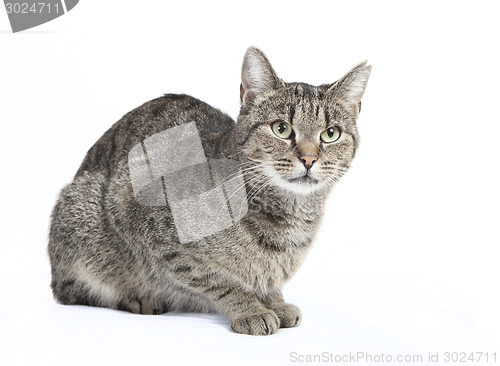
[300,155,318,169]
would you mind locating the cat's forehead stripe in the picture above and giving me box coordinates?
[289,105,296,125]
[324,109,331,129]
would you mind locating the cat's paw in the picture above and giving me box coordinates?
[231,310,280,335]
[269,303,302,328]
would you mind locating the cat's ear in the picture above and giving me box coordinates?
[328,61,372,114]
[240,47,283,106]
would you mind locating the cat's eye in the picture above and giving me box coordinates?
[320,127,341,143]
[271,121,293,139]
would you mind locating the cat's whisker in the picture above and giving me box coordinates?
[242,167,273,204]
[222,150,244,160]
[211,162,256,183]
[194,164,260,208]
[236,176,271,219]
[239,177,271,217]
[223,167,266,206]
[324,175,342,189]
[242,177,273,217]
[212,172,268,227]
[244,174,269,201]
[175,166,262,225]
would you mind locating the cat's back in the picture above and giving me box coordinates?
[76,94,236,177]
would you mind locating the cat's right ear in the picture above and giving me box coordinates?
[240,47,283,106]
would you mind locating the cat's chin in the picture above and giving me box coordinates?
[287,175,319,185]
[261,165,327,195]
[273,175,327,195]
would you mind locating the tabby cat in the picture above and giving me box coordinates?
[48,47,371,335]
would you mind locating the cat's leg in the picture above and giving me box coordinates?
[115,295,171,315]
[116,297,154,314]
[184,275,280,335]
[208,285,280,335]
[49,172,114,309]
[52,267,169,314]
[51,275,97,307]
[261,290,302,328]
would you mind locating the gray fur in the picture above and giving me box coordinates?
[48,47,371,335]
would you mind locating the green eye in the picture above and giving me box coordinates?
[271,121,293,139]
[320,127,341,143]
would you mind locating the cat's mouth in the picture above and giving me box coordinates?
[287,174,319,185]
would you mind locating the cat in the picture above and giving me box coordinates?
[48,47,371,335]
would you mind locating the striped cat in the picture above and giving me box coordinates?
[48,47,371,335]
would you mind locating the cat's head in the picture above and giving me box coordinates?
[236,47,371,195]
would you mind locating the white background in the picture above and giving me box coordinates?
[1,1,499,365]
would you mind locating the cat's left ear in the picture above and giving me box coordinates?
[328,61,372,114]
[240,47,284,106]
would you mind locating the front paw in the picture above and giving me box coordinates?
[231,309,280,335]
[269,303,302,328]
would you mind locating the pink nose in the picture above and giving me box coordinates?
[300,155,317,168]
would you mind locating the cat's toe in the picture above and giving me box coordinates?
[270,303,302,328]
[231,310,280,335]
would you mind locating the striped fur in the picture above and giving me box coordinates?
[48,47,371,335]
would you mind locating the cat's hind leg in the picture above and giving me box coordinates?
[115,295,171,315]
[50,275,99,308]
